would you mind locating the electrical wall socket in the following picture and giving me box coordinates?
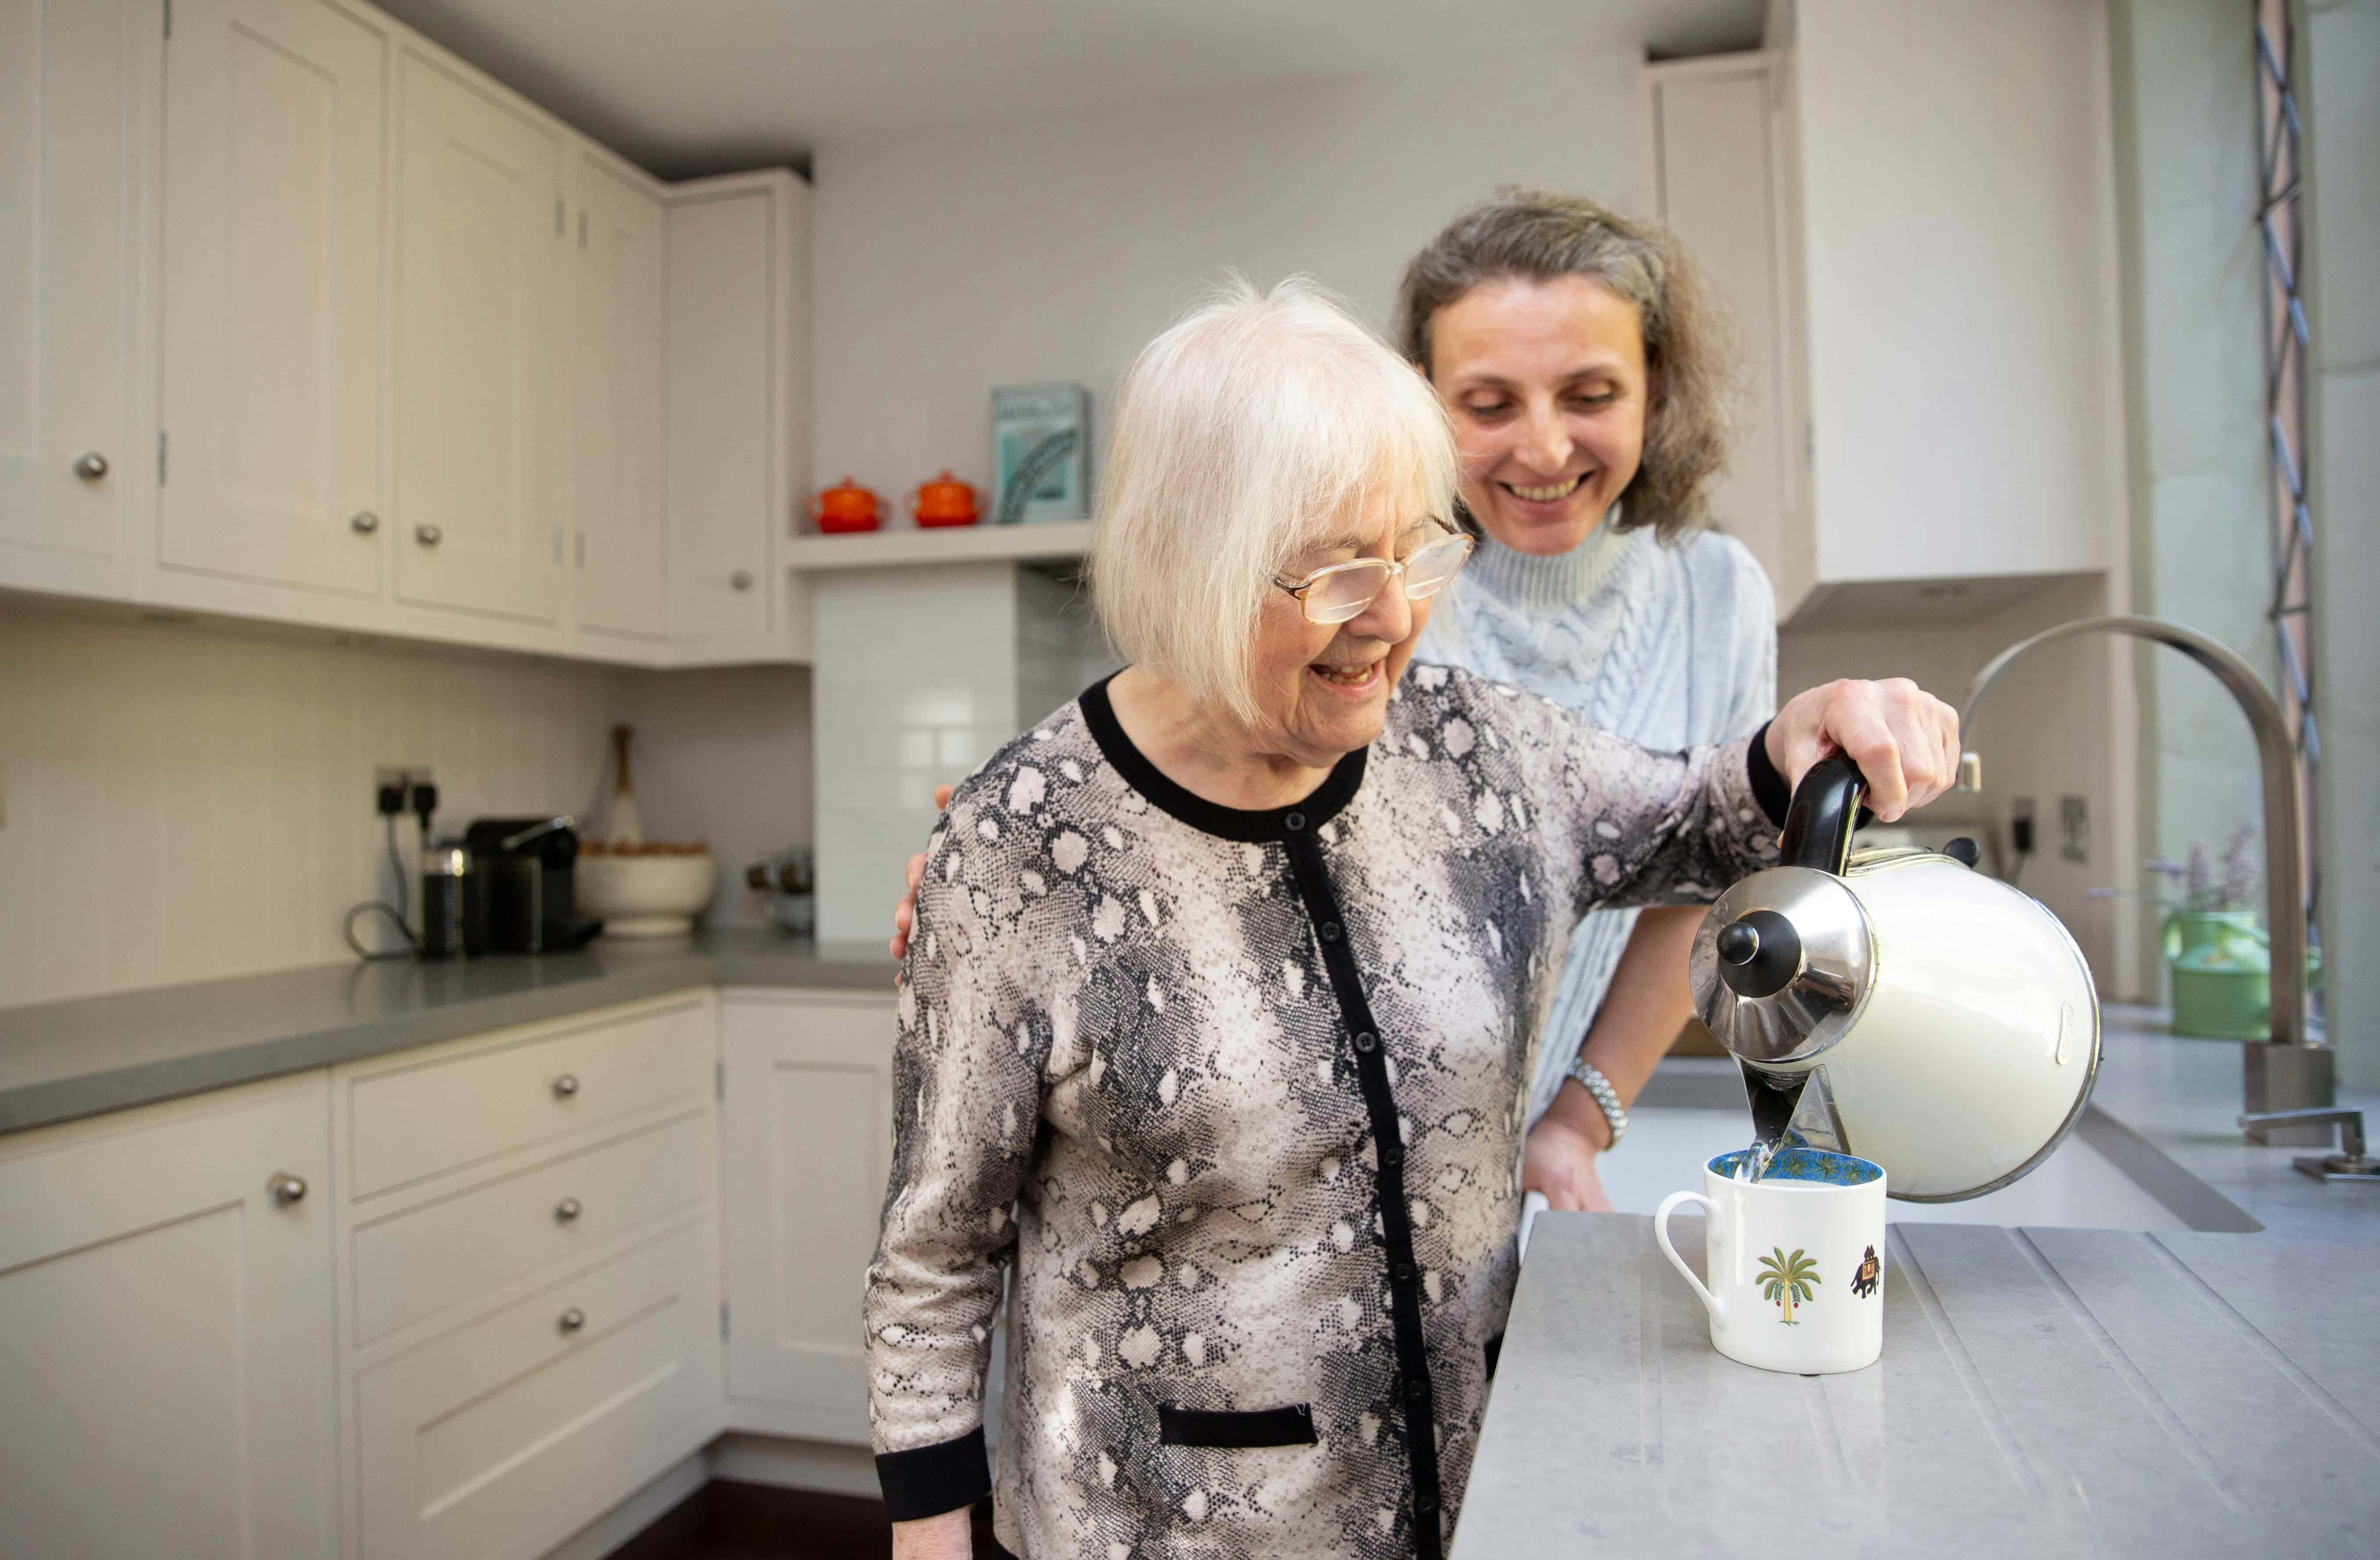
[2060,795,2090,863]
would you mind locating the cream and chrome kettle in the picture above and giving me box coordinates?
[1687,754,2101,1201]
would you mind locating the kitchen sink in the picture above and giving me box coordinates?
[1598,1059,2259,1233]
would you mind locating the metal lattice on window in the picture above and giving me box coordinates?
[2255,0,2321,1034]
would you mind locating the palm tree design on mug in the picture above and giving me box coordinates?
[1757,1247,1822,1324]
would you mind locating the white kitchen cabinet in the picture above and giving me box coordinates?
[7,0,814,667]
[390,42,568,627]
[572,147,671,646]
[720,987,895,1443]
[0,0,152,600]
[664,171,812,665]
[1646,1,2123,624]
[1642,53,1799,615]
[0,1072,336,1560]
[157,0,390,600]
[334,990,723,1560]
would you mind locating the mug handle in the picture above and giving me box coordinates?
[1655,1190,1727,1324]
[1517,1190,1550,1262]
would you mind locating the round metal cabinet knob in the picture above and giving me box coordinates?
[414,523,442,546]
[350,510,379,535]
[730,568,754,591]
[267,1172,308,1206]
[554,1196,583,1223]
[557,1307,586,1335]
[551,1073,580,1099]
[73,452,109,481]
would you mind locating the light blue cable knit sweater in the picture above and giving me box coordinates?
[1413,521,1778,1124]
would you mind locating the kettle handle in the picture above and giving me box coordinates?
[1776,752,1867,874]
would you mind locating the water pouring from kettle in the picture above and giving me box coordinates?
[1689,753,2101,1201]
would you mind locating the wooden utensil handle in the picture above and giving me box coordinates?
[611,725,633,795]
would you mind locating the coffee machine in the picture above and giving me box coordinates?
[464,816,601,953]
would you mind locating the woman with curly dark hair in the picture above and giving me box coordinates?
[1398,189,1774,1220]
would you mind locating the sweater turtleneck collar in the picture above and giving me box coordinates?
[1461,515,1637,611]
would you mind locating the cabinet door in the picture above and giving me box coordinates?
[665,181,782,650]
[0,1074,335,1560]
[721,989,895,1443]
[392,45,565,624]
[573,152,668,642]
[159,0,388,597]
[1650,59,1793,612]
[0,0,145,596]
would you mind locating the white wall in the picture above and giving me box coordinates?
[0,606,820,1008]
[1792,0,2125,585]
[608,664,815,932]
[0,606,617,1007]
[810,50,1643,511]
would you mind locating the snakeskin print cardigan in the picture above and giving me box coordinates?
[866,665,1788,1560]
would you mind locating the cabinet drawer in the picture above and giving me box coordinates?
[345,998,710,1199]
[356,1219,715,1560]
[351,1110,708,1345]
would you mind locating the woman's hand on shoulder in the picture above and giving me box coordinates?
[889,785,959,961]
[1765,678,1959,822]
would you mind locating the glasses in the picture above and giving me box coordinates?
[1273,530,1474,626]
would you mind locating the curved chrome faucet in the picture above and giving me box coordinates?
[1960,614,2334,1140]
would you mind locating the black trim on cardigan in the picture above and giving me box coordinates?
[1746,721,1789,828]
[876,1428,991,1523]
[1078,675,1368,843]
[1279,830,1447,1560]
[1159,1403,1320,1448]
[1743,721,1869,834]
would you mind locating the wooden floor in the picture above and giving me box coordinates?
[607,1481,1000,1560]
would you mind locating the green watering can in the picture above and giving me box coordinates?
[2162,910,2323,1040]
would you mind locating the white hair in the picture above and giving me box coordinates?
[1089,275,1460,724]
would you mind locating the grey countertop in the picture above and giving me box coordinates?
[1454,1212,2380,1558]
[0,928,898,1136]
[1456,1005,2377,1556]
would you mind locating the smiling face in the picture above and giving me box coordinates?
[1240,492,1448,770]
[1428,273,1649,557]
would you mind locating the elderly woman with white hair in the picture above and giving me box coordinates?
[867,279,1958,1560]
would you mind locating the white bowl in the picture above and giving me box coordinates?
[579,851,717,938]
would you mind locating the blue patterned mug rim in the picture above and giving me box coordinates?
[1707,1146,1883,1187]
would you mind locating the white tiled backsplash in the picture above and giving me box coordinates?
[811,562,1113,942]
[0,606,815,1008]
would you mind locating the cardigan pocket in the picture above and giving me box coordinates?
[1158,1403,1319,1448]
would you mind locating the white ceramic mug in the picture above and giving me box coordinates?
[1654,1146,1887,1374]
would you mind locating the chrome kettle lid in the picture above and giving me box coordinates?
[1689,865,1875,1064]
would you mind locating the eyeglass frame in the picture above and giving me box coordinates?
[1271,526,1475,626]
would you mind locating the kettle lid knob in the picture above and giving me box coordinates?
[1714,910,1805,999]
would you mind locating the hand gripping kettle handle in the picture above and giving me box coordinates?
[1776,752,1868,874]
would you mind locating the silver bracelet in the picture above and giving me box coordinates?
[1564,1057,1627,1150]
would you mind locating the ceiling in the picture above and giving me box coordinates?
[374,0,1767,179]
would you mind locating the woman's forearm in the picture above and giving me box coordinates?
[1545,905,1704,1143]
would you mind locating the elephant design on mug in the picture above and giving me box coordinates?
[1850,1244,1882,1299]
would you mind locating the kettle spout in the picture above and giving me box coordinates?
[1737,1062,1853,1177]
[1740,1062,1808,1177]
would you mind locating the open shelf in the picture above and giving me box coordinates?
[782,521,1094,572]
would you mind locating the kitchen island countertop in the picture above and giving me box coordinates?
[1457,1006,2377,1557]
[0,928,898,1135]
[1456,1210,2378,1558]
